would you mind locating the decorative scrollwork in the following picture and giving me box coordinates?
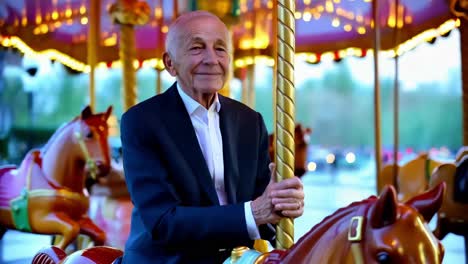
[109,0,151,26]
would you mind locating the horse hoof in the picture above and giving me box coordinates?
[32,246,67,264]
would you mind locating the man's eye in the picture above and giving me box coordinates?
[190,46,202,50]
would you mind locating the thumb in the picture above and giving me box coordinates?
[269,163,276,184]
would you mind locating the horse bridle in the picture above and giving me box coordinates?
[348,216,365,264]
[74,131,98,180]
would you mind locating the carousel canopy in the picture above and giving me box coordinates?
[0,0,458,71]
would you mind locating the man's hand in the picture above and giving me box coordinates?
[251,163,305,225]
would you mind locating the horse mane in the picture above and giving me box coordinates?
[41,117,80,155]
[290,195,377,249]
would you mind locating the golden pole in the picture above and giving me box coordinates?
[392,0,401,187]
[373,0,383,194]
[247,63,256,108]
[121,24,137,110]
[241,69,249,104]
[275,0,295,250]
[272,0,278,162]
[87,0,100,111]
[109,0,150,112]
[462,19,468,145]
[156,69,162,94]
[219,29,233,97]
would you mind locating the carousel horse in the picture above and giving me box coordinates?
[268,124,312,177]
[32,183,446,264]
[429,154,468,263]
[379,152,445,202]
[0,106,112,250]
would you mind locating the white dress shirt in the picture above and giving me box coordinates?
[177,84,260,240]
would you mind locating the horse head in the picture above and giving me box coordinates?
[76,105,113,180]
[363,183,445,263]
[273,183,446,264]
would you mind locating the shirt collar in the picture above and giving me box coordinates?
[177,83,221,115]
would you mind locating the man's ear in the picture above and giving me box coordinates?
[163,52,177,77]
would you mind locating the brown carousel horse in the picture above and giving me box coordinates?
[268,124,312,177]
[32,183,446,264]
[0,106,112,250]
[429,154,468,263]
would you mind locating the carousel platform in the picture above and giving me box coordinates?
[0,162,465,263]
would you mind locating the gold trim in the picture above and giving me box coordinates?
[348,216,364,242]
[28,189,88,203]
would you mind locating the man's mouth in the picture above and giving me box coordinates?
[195,73,222,75]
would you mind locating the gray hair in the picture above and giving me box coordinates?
[164,10,230,58]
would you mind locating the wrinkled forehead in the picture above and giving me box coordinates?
[177,15,229,43]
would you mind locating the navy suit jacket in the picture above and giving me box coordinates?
[120,83,274,263]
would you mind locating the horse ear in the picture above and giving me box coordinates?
[369,185,398,228]
[105,106,113,120]
[81,105,93,119]
[405,182,445,222]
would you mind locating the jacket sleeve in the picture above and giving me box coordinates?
[120,110,251,249]
[255,112,277,242]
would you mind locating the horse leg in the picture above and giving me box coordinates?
[29,211,80,250]
[78,216,106,246]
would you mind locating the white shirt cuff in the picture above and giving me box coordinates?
[244,201,261,240]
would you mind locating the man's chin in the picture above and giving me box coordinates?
[196,82,225,93]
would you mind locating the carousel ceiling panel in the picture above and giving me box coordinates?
[0,0,457,68]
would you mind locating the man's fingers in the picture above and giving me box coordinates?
[272,197,298,205]
[269,163,276,183]
[274,200,303,211]
[271,189,304,199]
[271,177,303,190]
[280,208,304,218]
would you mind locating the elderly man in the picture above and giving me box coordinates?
[120,10,304,264]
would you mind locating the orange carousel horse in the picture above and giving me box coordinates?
[32,183,446,264]
[0,106,112,250]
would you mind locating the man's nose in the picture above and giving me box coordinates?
[203,48,218,64]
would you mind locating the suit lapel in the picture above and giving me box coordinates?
[219,96,240,204]
[161,84,219,205]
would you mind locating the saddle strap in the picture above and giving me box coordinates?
[10,189,32,232]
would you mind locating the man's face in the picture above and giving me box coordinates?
[167,16,230,98]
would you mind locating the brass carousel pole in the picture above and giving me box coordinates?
[109,0,150,112]
[272,0,278,168]
[460,17,468,145]
[156,0,163,95]
[275,0,295,250]
[449,0,468,145]
[373,0,383,194]
[392,0,401,188]
[87,0,100,111]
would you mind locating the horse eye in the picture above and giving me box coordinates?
[86,131,94,139]
[377,252,391,264]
